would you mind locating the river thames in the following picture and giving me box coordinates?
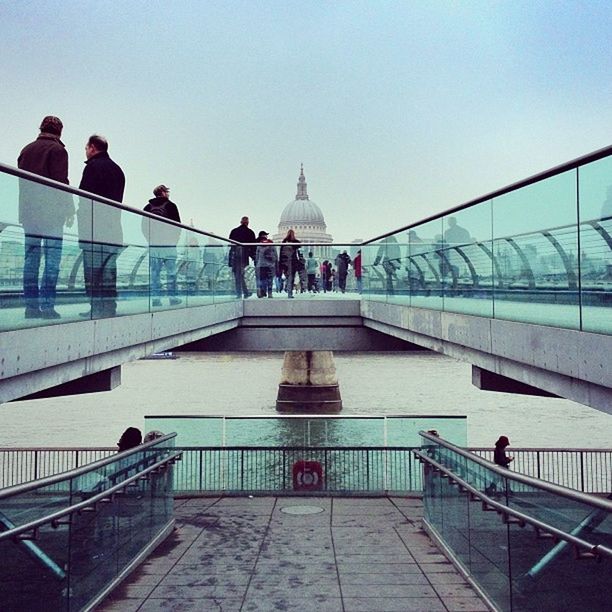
[1,351,610,449]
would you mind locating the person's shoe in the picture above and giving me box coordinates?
[243,292,252,299]
[25,307,42,319]
[152,299,162,307]
[169,297,182,305]
[40,308,61,320]
[267,292,273,298]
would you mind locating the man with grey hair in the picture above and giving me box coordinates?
[77,134,125,318]
[18,115,74,320]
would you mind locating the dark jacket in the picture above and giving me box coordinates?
[78,152,125,246]
[494,446,511,468]
[143,197,182,246]
[280,240,301,271]
[228,224,256,268]
[335,252,351,275]
[18,133,73,232]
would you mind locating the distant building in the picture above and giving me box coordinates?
[273,165,333,259]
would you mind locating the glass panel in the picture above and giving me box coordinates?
[441,202,494,317]
[0,173,84,330]
[361,242,383,300]
[149,215,183,311]
[578,156,612,333]
[409,218,444,310]
[492,171,580,328]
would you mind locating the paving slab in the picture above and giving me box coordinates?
[95,496,490,612]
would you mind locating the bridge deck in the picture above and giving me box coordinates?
[96,496,488,612]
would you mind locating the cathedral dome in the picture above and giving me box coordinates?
[274,165,333,257]
[280,198,325,225]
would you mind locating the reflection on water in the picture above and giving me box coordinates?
[0,352,610,448]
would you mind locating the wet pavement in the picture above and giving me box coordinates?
[97,496,489,612]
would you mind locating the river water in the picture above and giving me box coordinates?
[1,352,610,449]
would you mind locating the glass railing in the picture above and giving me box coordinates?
[0,434,178,611]
[0,163,238,331]
[362,147,612,334]
[418,432,612,612]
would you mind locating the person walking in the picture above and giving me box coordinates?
[279,229,301,298]
[255,231,277,298]
[354,249,363,294]
[18,116,74,320]
[77,135,125,318]
[228,216,256,298]
[143,185,182,307]
[306,251,319,292]
[335,250,351,293]
[494,436,514,468]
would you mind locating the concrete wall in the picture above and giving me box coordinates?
[360,300,612,415]
[0,302,242,403]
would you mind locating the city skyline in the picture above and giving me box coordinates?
[1,1,611,241]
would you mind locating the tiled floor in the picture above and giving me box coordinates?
[97,496,489,612]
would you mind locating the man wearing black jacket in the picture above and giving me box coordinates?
[77,134,125,318]
[228,216,256,298]
[18,115,74,320]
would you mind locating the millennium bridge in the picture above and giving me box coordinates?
[0,148,610,610]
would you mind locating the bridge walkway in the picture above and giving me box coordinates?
[97,496,489,612]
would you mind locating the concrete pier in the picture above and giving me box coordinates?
[276,351,342,413]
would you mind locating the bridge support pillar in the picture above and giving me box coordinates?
[276,351,342,413]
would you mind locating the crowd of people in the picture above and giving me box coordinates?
[228,217,363,299]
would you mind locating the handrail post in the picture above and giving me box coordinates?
[580,451,585,492]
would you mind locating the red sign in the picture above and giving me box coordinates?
[292,460,324,491]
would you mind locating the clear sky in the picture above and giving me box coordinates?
[1,1,611,241]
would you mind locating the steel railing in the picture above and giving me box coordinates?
[1,445,610,493]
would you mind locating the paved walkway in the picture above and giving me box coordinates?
[97,496,489,612]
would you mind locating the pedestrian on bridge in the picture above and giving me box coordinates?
[143,185,182,308]
[18,115,74,320]
[228,216,256,298]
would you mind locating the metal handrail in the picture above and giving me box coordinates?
[414,449,612,560]
[0,161,237,245]
[0,450,182,543]
[418,431,612,512]
[0,433,177,500]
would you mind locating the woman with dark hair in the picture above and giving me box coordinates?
[117,427,142,452]
[493,436,513,468]
[279,229,301,298]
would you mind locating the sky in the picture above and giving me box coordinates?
[1,1,611,241]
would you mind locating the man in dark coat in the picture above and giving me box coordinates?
[334,250,352,293]
[77,134,125,318]
[142,185,182,307]
[18,115,74,320]
[228,216,256,298]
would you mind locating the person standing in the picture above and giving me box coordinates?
[143,185,182,307]
[255,231,277,298]
[77,134,125,318]
[354,249,362,294]
[228,216,256,298]
[279,229,301,298]
[18,115,74,320]
[335,250,352,293]
[306,251,319,292]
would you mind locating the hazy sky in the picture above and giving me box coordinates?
[1,1,611,241]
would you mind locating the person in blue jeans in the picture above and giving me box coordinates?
[143,185,182,307]
[18,116,74,320]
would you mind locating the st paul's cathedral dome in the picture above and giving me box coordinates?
[273,165,333,257]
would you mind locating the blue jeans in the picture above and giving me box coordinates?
[23,232,63,310]
[150,246,177,298]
